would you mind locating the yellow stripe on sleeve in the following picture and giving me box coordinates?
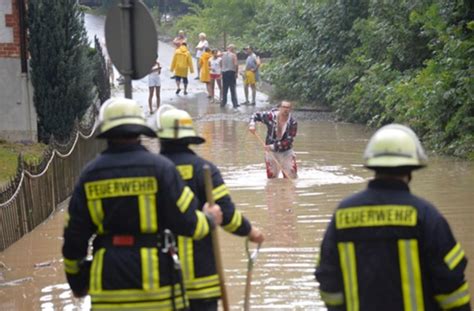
[435,282,470,309]
[444,243,465,270]
[192,211,209,240]
[223,210,243,233]
[63,258,80,274]
[212,184,229,201]
[320,290,344,306]
[177,186,194,213]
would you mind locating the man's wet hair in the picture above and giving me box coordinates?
[278,101,292,107]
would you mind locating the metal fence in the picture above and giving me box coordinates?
[0,108,105,251]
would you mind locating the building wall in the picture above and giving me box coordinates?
[0,0,37,142]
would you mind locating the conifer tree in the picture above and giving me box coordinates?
[29,0,94,143]
[93,36,111,104]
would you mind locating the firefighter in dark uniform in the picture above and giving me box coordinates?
[316,124,471,311]
[62,98,223,310]
[154,106,265,311]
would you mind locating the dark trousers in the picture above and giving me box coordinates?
[222,71,238,107]
[189,298,218,311]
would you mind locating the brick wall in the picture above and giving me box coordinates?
[0,0,20,58]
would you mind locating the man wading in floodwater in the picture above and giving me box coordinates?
[249,101,298,179]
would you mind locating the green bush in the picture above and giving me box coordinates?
[169,0,474,158]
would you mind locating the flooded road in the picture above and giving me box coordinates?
[1,13,473,311]
[1,116,473,310]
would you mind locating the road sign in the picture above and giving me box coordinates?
[105,0,157,97]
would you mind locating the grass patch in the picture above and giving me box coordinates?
[0,140,46,187]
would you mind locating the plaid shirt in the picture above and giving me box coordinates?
[250,108,297,152]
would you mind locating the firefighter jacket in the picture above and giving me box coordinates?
[315,179,471,311]
[62,143,214,310]
[160,143,252,301]
[249,108,297,152]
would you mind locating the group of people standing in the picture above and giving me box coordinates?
[146,30,261,113]
[166,30,261,109]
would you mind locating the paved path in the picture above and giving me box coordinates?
[84,14,270,116]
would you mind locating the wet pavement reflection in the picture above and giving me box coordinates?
[0,13,473,311]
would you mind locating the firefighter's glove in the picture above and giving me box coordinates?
[203,202,223,227]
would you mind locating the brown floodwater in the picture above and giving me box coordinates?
[1,105,473,310]
[1,12,472,311]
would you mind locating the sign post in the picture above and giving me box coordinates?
[105,0,157,98]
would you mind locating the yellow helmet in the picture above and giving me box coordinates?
[97,98,156,139]
[364,124,427,170]
[156,108,205,144]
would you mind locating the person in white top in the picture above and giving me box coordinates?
[209,49,223,101]
[195,32,209,79]
[148,57,161,113]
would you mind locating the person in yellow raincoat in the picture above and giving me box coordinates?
[171,42,194,95]
[199,47,213,98]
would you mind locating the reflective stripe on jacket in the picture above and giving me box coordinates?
[315,179,471,311]
[161,144,252,301]
[63,143,212,309]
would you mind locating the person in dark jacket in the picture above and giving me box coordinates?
[155,106,264,311]
[249,101,297,179]
[62,98,222,311]
[315,124,471,311]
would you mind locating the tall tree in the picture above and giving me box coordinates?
[29,0,94,142]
